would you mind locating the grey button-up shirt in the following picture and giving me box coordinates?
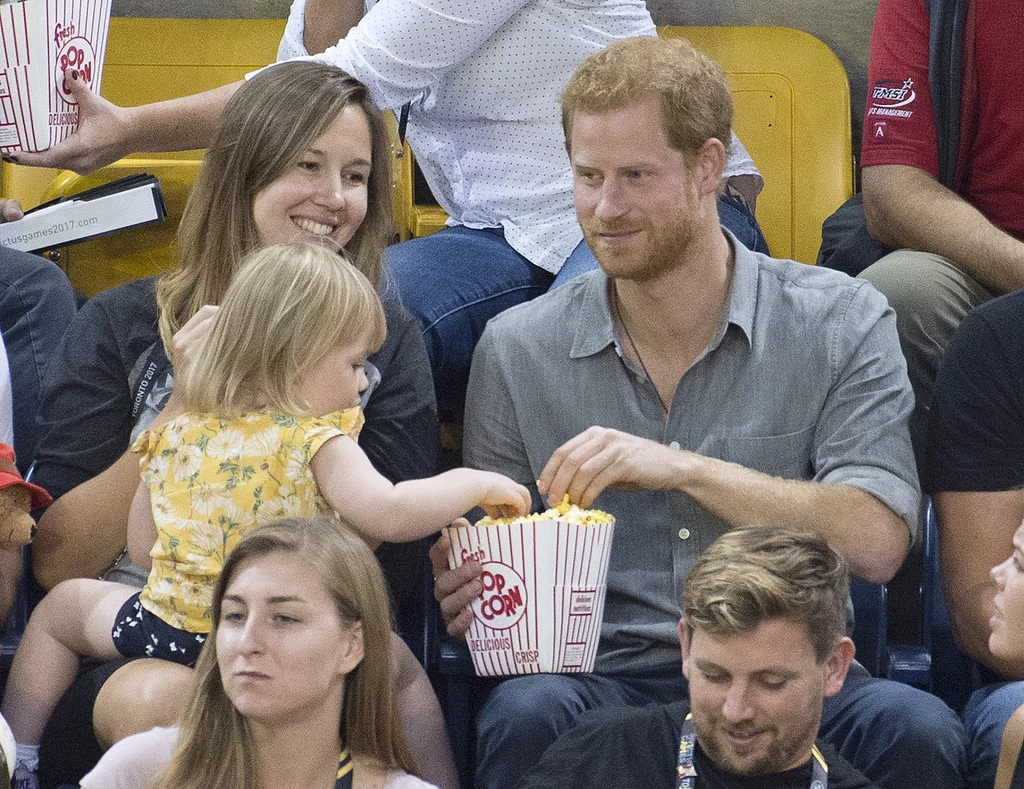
[464,238,919,674]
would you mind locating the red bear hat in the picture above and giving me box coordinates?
[0,444,52,510]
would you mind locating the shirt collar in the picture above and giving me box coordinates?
[568,230,757,360]
[568,270,617,359]
[721,230,757,349]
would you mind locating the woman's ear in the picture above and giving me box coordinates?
[336,622,365,675]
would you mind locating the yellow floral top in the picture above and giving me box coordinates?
[131,409,362,632]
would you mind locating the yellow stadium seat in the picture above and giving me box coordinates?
[1,21,853,294]
[394,142,447,241]
[398,26,855,265]
[660,26,854,264]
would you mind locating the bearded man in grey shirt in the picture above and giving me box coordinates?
[430,36,967,789]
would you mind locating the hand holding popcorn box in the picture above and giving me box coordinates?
[0,0,112,152]
[445,497,615,676]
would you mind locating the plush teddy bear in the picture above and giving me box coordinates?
[0,443,52,547]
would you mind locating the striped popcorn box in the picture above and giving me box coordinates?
[445,514,615,676]
[0,0,112,152]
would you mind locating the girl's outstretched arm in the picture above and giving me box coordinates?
[310,436,531,545]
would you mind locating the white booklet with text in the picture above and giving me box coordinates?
[0,174,166,254]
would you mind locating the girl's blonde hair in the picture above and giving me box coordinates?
[152,515,417,789]
[177,242,386,416]
[157,60,394,358]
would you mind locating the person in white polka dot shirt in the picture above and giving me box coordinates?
[7,0,765,423]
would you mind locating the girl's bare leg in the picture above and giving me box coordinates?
[2,580,136,745]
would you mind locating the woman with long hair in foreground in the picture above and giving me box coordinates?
[82,515,435,789]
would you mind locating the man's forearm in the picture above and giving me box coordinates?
[863,164,1024,294]
[303,0,365,55]
[538,428,910,583]
[675,452,910,584]
[123,82,241,154]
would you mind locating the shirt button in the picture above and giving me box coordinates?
[677,528,691,540]
[669,441,680,450]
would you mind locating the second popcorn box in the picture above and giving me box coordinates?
[444,500,615,676]
[0,0,113,152]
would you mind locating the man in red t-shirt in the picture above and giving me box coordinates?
[858,0,1024,466]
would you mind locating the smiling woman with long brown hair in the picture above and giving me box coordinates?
[24,61,450,789]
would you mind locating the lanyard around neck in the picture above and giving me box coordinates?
[335,749,354,789]
[677,714,828,789]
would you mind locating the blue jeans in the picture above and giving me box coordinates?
[963,681,1024,789]
[0,248,76,473]
[474,662,967,789]
[384,226,554,422]
[384,195,768,422]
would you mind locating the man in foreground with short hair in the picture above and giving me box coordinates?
[431,35,966,789]
[518,526,874,788]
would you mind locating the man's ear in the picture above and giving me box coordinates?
[822,636,855,698]
[696,137,727,195]
[679,619,692,680]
